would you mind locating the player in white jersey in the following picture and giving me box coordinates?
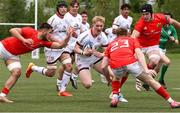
[112,4,133,35]
[25,1,76,97]
[63,1,82,54]
[53,0,82,94]
[74,16,111,89]
[80,10,90,33]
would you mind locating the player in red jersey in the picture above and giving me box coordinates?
[0,23,73,103]
[131,4,180,91]
[101,28,180,108]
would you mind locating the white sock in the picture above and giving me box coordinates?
[167,97,174,103]
[32,66,47,75]
[57,79,62,91]
[60,71,71,92]
[0,92,6,97]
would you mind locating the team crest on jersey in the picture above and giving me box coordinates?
[143,26,147,30]
[97,37,101,42]
[157,23,161,28]
[83,40,93,49]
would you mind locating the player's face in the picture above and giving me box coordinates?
[42,29,53,39]
[58,6,67,16]
[93,21,104,35]
[81,14,88,23]
[70,3,79,15]
[142,12,151,21]
[121,7,130,17]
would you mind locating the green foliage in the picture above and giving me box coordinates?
[0,0,179,52]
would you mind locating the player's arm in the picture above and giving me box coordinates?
[92,46,106,58]
[169,18,180,29]
[131,30,140,39]
[171,25,179,44]
[50,27,73,49]
[74,42,93,56]
[101,56,111,84]
[135,48,157,76]
[9,28,33,45]
[135,48,149,72]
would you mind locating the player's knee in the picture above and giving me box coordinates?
[64,64,73,72]
[45,70,56,77]
[149,54,160,64]
[84,83,92,89]
[11,68,21,78]
[164,59,171,65]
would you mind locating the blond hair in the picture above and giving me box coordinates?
[92,16,105,25]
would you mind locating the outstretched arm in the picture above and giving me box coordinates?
[9,28,33,45]
[50,27,74,49]
[170,18,180,29]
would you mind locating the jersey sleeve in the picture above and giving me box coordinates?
[134,17,144,33]
[158,13,170,25]
[21,27,36,39]
[112,16,119,28]
[133,38,141,49]
[76,32,88,46]
[40,41,53,48]
[170,25,178,39]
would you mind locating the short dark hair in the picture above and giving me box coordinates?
[56,0,68,11]
[121,4,131,10]
[39,23,52,29]
[80,10,88,15]
[70,0,79,7]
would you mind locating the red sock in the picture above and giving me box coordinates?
[1,87,9,95]
[156,86,170,100]
[112,81,121,94]
[119,76,128,88]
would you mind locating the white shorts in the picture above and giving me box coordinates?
[141,45,160,54]
[111,61,143,78]
[44,48,65,64]
[0,42,20,61]
[64,37,77,54]
[75,54,102,72]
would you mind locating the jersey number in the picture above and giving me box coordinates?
[110,40,129,52]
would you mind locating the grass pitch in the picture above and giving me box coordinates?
[0,53,180,112]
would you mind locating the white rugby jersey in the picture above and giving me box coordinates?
[47,13,67,41]
[105,27,117,43]
[113,15,133,32]
[64,12,82,48]
[46,13,67,51]
[77,29,108,51]
[81,22,90,33]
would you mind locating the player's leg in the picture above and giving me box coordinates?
[26,62,57,78]
[0,58,22,103]
[109,67,128,107]
[57,53,74,96]
[158,53,171,88]
[137,71,180,108]
[143,47,161,91]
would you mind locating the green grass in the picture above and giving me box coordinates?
[0,53,180,112]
